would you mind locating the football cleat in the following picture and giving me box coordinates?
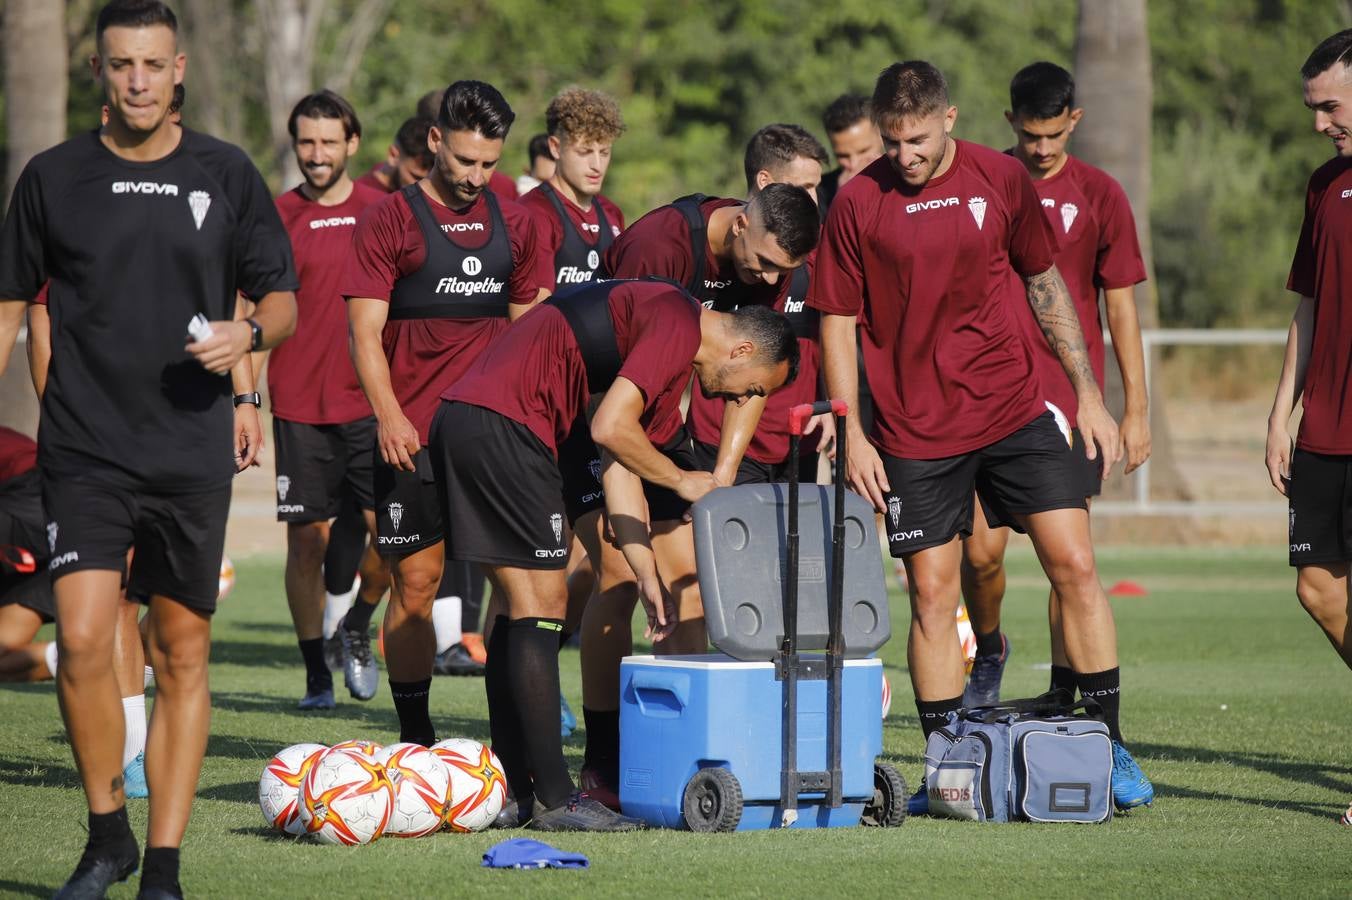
[432,642,485,677]
[906,779,930,817]
[341,625,379,701]
[323,632,345,671]
[297,688,335,711]
[493,795,533,829]
[1111,740,1155,810]
[136,884,184,900]
[560,693,577,738]
[529,791,643,832]
[123,752,148,799]
[962,633,1010,708]
[53,840,139,900]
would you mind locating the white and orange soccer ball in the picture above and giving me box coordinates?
[430,738,508,833]
[956,604,978,674]
[258,742,327,835]
[329,739,382,758]
[218,555,236,601]
[298,747,395,845]
[377,743,452,838]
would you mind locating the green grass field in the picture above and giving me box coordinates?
[2,545,1350,898]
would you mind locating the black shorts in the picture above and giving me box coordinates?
[41,475,230,613]
[1069,427,1104,499]
[0,571,54,622]
[557,415,605,525]
[373,445,443,557]
[1288,449,1352,567]
[643,428,701,523]
[879,411,1087,557]
[432,402,569,570]
[690,439,820,486]
[273,415,378,522]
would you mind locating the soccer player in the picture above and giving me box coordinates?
[356,116,434,193]
[581,182,817,803]
[0,425,57,683]
[1265,29,1352,825]
[345,80,549,748]
[958,62,1150,706]
[516,132,555,195]
[418,87,520,202]
[817,93,884,215]
[0,3,298,896]
[811,60,1153,814]
[436,276,800,830]
[266,90,387,710]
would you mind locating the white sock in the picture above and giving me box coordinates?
[122,694,147,767]
[143,665,155,689]
[323,577,359,638]
[43,641,58,678]
[432,596,463,654]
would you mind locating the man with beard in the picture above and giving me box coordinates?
[267,91,388,710]
[344,80,549,747]
[356,116,434,193]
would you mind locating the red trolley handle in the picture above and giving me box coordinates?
[788,399,848,435]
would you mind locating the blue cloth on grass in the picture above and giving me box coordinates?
[482,838,590,870]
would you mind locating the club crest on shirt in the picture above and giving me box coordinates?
[276,475,291,501]
[389,502,404,533]
[47,521,58,555]
[967,197,987,230]
[189,190,211,230]
[887,496,902,529]
[1290,507,1296,538]
[550,513,563,544]
[1060,203,1078,234]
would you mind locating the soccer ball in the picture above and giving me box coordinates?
[258,742,326,835]
[298,747,395,845]
[430,738,508,833]
[329,738,382,758]
[956,605,978,674]
[377,743,453,838]
[218,555,236,601]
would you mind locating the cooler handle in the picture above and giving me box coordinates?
[788,400,847,435]
[630,670,690,716]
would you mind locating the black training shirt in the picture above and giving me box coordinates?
[0,128,297,491]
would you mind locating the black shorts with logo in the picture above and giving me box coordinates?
[1288,449,1352,567]
[431,401,570,570]
[690,439,820,487]
[879,411,1087,557]
[273,415,377,522]
[373,445,443,556]
[41,474,231,613]
[643,428,701,524]
[557,415,605,526]
[0,570,55,622]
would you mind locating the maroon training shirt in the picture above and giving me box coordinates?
[0,426,37,484]
[809,140,1058,459]
[342,187,549,443]
[1288,155,1352,454]
[447,281,702,454]
[270,183,384,425]
[355,164,517,203]
[1016,154,1146,425]
[520,187,625,259]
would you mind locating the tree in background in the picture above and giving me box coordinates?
[4,0,67,209]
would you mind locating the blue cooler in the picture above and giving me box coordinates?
[618,653,883,830]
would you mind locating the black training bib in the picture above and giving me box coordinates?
[389,185,513,320]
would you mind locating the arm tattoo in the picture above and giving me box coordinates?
[1026,266,1098,395]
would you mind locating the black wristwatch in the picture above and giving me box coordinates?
[246,317,263,351]
[233,392,262,408]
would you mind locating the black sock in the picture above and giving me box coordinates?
[915,696,963,740]
[582,707,620,786]
[1049,665,1077,697]
[1077,667,1123,743]
[86,806,134,852]
[298,638,332,694]
[508,617,573,808]
[389,678,435,746]
[974,628,1003,659]
[141,846,180,891]
[485,617,531,803]
[342,597,378,633]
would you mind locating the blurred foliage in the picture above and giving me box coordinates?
[5,0,1349,326]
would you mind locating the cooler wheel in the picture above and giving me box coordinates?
[861,762,907,827]
[682,767,743,832]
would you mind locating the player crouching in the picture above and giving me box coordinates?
[430,277,798,830]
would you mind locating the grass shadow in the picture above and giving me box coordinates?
[198,779,258,804]
[1154,781,1345,821]
[229,622,297,635]
[0,880,50,898]
[1135,741,1352,796]
[0,755,79,789]
[209,639,294,669]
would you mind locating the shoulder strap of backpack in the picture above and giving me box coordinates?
[670,193,708,296]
